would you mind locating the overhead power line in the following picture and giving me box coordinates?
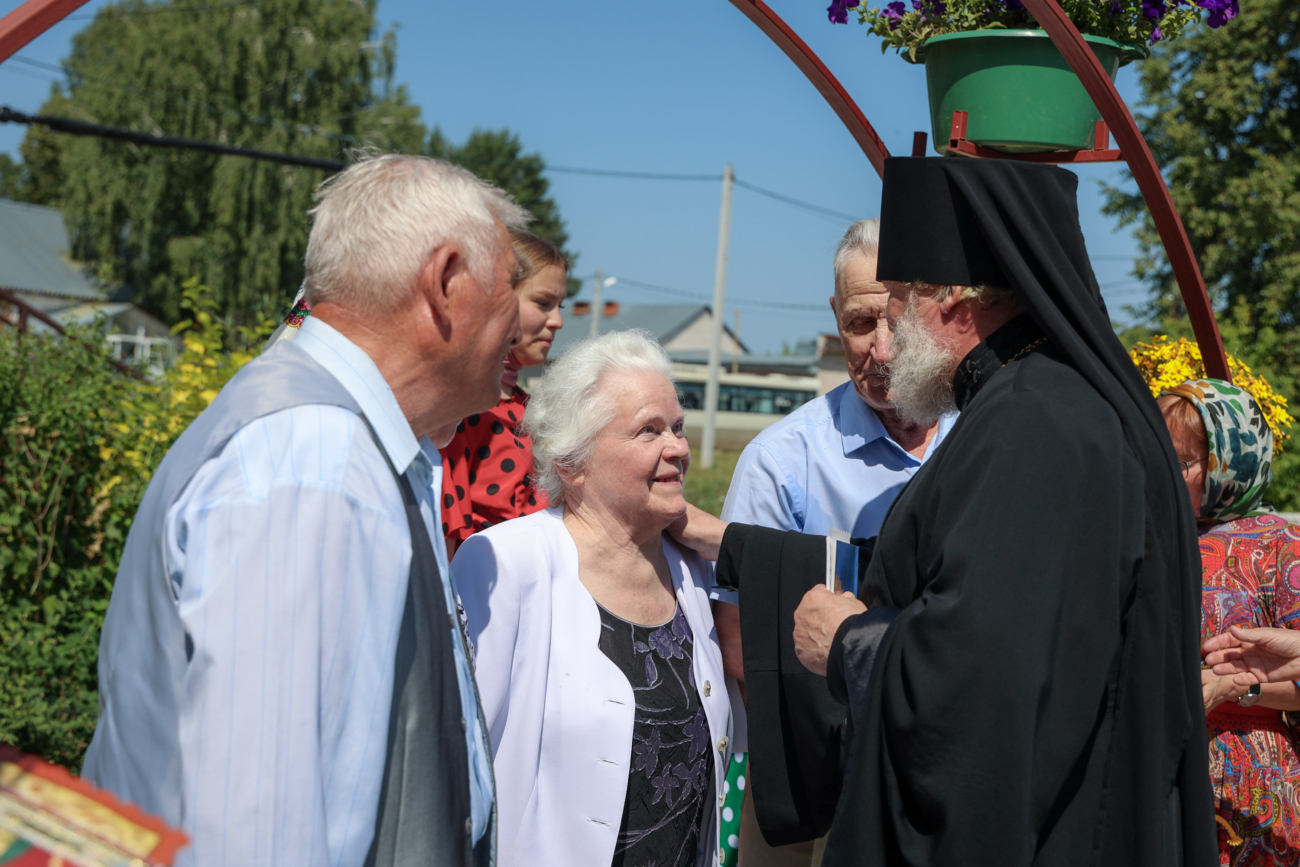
[7,53,863,225]
[0,106,345,171]
[732,178,861,224]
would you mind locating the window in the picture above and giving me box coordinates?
[677,382,814,415]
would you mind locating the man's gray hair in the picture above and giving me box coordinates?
[833,218,881,296]
[524,329,676,505]
[303,153,530,315]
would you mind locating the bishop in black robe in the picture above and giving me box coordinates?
[712,157,1215,867]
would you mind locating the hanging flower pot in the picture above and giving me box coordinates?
[827,0,1242,154]
[906,30,1147,154]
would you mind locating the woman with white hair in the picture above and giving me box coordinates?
[454,329,745,867]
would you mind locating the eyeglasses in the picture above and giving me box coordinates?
[1178,456,1208,476]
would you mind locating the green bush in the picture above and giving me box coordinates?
[0,280,268,768]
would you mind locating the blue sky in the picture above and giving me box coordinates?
[0,0,1152,353]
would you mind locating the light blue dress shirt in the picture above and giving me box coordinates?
[162,316,491,866]
[720,381,956,538]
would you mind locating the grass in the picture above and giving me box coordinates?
[684,449,741,517]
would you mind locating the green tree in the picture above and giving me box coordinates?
[429,127,580,294]
[13,90,71,207]
[1102,0,1300,508]
[26,0,426,330]
[0,154,21,200]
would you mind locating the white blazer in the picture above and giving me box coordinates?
[454,507,747,867]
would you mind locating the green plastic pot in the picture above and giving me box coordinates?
[907,30,1147,155]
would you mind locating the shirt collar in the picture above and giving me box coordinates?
[837,383,891,457]
[952,313,1046,411]
[294,316,422,475]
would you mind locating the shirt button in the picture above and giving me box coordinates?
[704,680,711,697]
[718,794,725,806]
[461,717,468,733]
[464,817,473,836]
[717,736,729,753]
[449,613,456,628]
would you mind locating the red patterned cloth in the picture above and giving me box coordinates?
[1200,514,1300,865]
[439,387,548,546]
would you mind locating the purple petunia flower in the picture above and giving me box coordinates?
[884,0,908,30]
[1140,0,1166,41]
[1107,0,1122,15]
[1196,0,1238,27]
[1005,0,1026,12]
[827,0,860,24]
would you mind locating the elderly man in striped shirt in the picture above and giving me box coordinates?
[82,154,527,867]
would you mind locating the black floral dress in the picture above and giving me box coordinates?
[597,602,714,867]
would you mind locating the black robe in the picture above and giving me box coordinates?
[817,158,1214,866]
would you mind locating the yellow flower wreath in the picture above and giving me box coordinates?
[1129,335,1293,452]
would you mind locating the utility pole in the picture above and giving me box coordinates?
[731,308,741,375]
[590,269,604,338]
[700,165,734,469]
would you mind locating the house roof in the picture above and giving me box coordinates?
[551,303,747,356]
[0,198,100,300]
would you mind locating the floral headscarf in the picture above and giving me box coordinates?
[1160,378,1273,524]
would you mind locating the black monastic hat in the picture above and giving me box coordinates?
[876,156,1085,293]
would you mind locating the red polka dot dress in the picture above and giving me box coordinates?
[439,387,548,546]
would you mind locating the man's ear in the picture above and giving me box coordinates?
[935,287,965,317]
[419,243,464,330]
[828,295,838,318]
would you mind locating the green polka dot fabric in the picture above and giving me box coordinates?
[719,752,746,865]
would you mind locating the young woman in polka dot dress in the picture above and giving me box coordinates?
[440,229,567,553]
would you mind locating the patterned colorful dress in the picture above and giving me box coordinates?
[1201,514,1300,865]
[439,387,547,546]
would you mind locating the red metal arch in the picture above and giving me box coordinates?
[0,0,1229,380]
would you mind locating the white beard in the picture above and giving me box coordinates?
[886,295,959,427]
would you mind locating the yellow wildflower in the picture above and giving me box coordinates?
[1129,336,1293,452]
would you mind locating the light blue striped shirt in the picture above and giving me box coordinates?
[721,381,956,536]
[164,316,491,866]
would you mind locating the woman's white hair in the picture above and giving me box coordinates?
[303,153,530,315]
[524,329,676,505]
[833,218,880,296]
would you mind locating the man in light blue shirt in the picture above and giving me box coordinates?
[722,218,955,538]
[83,155,527,867]
[720,219,954,867]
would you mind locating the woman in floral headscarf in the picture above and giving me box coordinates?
[1159,378,1300,865]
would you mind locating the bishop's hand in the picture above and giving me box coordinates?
[1203,625,1300,686]
[793,585,867,677]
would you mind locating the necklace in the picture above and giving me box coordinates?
[1007,336,1049,365]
